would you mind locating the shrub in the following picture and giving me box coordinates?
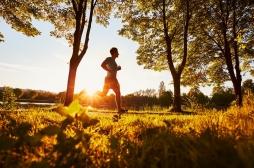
[1,87,17,109]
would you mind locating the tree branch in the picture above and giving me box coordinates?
[71,0,78,14]
[179,0,191,75]
[162,0,176,75]
[203,29,224,55]
[79,0,97,61]
[80,0,88,38]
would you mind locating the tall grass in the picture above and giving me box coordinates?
[0,95,254,167]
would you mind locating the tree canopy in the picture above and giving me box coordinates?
[42,0,114,106]
[116,0,254,108]
[0,0,51,42]
[116,0,200,111]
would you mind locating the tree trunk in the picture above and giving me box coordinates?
[234,81,243,107]
[220,0,242,107]
[222,26,242,107]
[232,1,242,107]
[63,0,95,106]
[172,74,182,112]
[64,63,78,106]
[224,46,242,106]
[232,40,243,107]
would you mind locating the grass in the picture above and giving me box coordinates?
[0,97,254,168]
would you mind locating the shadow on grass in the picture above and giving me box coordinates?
[0,113,254,168]
[105,121,254,168]
[0,113,99,168]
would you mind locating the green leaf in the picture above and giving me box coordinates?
[65,100,81,117]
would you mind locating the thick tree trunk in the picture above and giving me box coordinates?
[224,45,242,106]
[64,63,78,106]
[172,75,182,112]
[222,28,242,107]
[63,0,96,106]
[220,0,242,107]
[222,34,242,106]
[162,0,190,113]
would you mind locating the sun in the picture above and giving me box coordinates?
[85,89,96,97]
[79,88,101,99]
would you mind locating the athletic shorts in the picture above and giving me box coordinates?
[104,77,120,90]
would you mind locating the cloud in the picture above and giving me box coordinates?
[0,62,47,72]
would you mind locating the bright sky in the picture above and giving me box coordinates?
[0,18,212,95]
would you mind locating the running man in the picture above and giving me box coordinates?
[99,47,127,120]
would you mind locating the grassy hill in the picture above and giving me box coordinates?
[0,97,254,168]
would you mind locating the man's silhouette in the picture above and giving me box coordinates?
[99,47,127,119]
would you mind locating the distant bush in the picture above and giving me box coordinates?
[209,91,235,109]
[1,87,17,109]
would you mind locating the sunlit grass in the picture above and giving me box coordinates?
[1,96,254,167]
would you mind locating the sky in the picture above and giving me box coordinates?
[0,18,212,96]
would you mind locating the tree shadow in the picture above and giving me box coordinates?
[167,110,198,115]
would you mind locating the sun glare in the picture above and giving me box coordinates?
[79,89,99,99]
[86,89,97,97]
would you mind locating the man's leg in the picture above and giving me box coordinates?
[99,79,110,96]
[112,80,127,113]
[113,86,121,112]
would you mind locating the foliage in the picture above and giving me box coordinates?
[116,0,253,108]
[242,79,254,95]
[0,32,4,42]
[158,81,166,97]
[188,0,253,106]
[1,87,58,103]
[0,0,51,41]
[1,97,254,167]
[123,94,158,111]
[42,0,114,105]
[186,0,254,85]
[210,88,235,109]
[187,87,209,109]
[158,90,173,107]
[1,87,17,109]
[116,0,196,71]
[13,88,23,98]
[131,89,157,97]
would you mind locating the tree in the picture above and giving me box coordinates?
[117,0,198,112]
[159,90,173,107]
[133,89,157,97]
[158,81,166,97]
[212,84,226,95]
[187,87,209,109]
[46,0,113,106]
[191,0,254,106]
[210,87,235,109]
[0,0,50,42]
[57,91,66,103]
[158,81,173,107]
[242,79,254,95]
[2,87,17,109]
[13,88,24,98]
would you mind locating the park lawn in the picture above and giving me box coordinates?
[0,101,254,168]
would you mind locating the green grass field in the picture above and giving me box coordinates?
[1,98,254,168]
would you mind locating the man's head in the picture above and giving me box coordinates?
[110,47,119,58]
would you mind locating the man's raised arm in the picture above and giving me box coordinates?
[101,60,109,71]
